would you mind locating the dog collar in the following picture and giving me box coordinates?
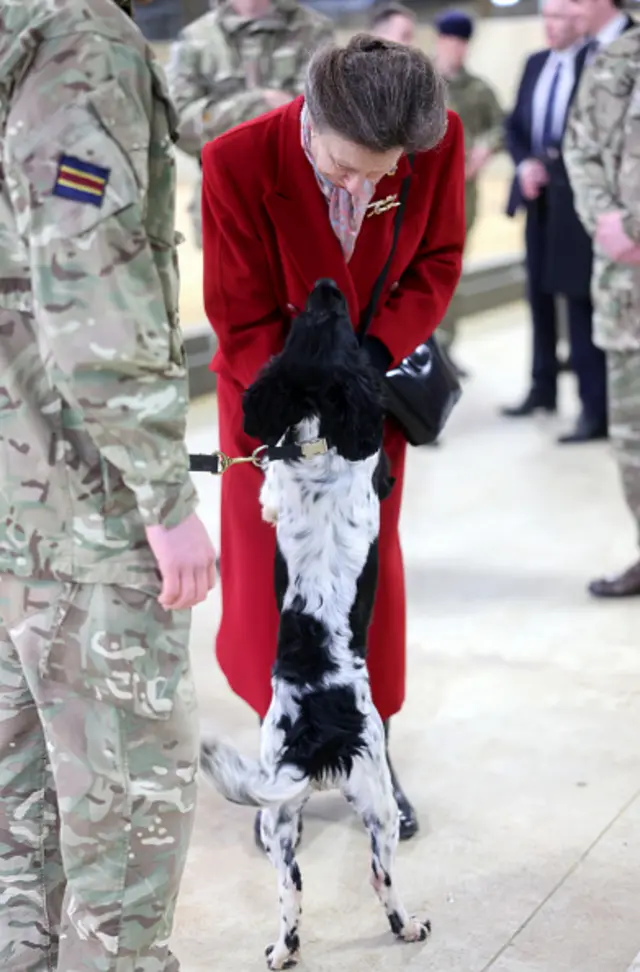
[189,438,329,476]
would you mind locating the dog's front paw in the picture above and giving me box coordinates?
[261,505,279,525]
[265,941,300,970]
[396,916,431,943]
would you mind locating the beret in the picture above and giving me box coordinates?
[434,10,474,40]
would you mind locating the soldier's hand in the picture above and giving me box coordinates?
[262,89,293,110]
[619,245,640,265]
[145,513,217,611]
[595,210,637,262]
[466,144,492,180]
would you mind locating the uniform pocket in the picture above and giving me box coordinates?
[39,584,190,721]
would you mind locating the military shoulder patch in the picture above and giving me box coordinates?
[52,155,110,208]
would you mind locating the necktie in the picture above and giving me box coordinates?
[541,62,562,151]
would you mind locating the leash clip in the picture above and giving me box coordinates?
[211,445,268,475]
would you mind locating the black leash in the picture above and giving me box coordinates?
[188,438,329,476]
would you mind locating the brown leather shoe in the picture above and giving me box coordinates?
[588,560,640,598]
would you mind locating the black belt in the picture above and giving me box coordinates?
[188,438,328,476]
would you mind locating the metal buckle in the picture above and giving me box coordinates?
[299,438,328,459]
[209,445,268,475]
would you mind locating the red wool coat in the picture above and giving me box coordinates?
[202,97,465,721]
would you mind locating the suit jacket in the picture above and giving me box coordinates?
[201,96,466,392]
[505,46,594,295]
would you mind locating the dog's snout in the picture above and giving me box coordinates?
[305,278,346,317]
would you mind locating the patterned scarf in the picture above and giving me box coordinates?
[300,103,376,262]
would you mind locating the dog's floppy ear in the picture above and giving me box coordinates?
[372,449,395,501]
[320,361,385,461]
[243,359,309,445]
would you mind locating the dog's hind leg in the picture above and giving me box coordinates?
[260,799,307,970]
[342,755,431,945]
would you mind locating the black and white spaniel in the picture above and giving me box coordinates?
[200,278,429,970]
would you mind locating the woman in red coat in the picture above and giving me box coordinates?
[202,35,465,845]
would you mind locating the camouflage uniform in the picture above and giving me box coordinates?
[438,66,504,351]
[0,0,199,968]
[166,0,334,247]
[564,28,640,541]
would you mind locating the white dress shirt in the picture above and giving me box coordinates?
[531,41,583,153]
[595,11,629,47]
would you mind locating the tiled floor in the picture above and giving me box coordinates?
[173,304,640,972]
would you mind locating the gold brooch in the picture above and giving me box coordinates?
[366,194,400,218]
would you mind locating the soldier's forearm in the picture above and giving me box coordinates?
[174,96,219,156]
[32,238,197,529]
[53,367,198,528]
[203,90,272,140]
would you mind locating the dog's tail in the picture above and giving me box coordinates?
[200,737,310,808]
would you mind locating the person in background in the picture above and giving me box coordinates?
[564,27,640,597]
[367,0,417,46]
[166,0,334,248]
[0,0,216,969]
[431,10,504,378]
[567,0,635,59]
[500,0,608,444]
[202,35,466,847]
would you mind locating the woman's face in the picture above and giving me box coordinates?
[310,128,403,196]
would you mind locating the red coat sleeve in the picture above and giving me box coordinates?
[202,140,285,391]
[367,112,466,365]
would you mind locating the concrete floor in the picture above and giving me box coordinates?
[173,304,640,972]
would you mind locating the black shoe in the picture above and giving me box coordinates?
[588,559,640,598]
[383,720,419,841]
[500,389,556,418]
[557,413,607,444]
[254,810,303,853]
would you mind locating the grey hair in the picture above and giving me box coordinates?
[304,34,447,155]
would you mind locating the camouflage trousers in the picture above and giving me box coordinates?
[0,577,199,972]
[607,350,640,538]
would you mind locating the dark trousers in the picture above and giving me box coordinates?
[525,207,607,425]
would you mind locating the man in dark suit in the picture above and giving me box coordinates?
[500,0,608,444]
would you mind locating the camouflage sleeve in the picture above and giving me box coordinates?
[620,73,640,243]
[4,34,197,530]
[477,82,505,154]
[563,65,618,236]
[291,17,335,96]
[166,35,272,154]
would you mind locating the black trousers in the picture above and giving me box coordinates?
[525,207,607,425]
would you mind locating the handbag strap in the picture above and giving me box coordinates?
[358,153,414,342]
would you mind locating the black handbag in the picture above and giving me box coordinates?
[358,158,462,447]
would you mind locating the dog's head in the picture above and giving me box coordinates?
[243,279,384,462]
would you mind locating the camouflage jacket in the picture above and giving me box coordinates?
[0,0,197,585]
[166,0,335,157]
[444,66,505,167]
[564,28,640,350]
